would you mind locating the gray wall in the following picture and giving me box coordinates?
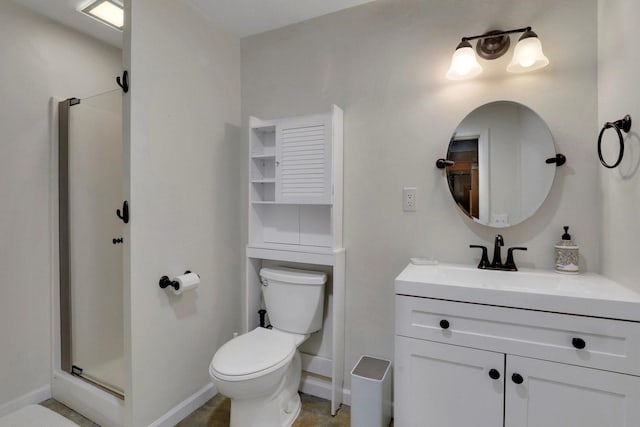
[125,0,242,425]
[0,0,121,411]
[598,0,640,290]
[241,0,598,389]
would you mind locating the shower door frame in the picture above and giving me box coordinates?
[57,97,125,400]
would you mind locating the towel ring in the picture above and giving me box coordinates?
[598,115,632,169]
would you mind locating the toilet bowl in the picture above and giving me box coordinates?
[209,267,327,427]
[210,328,308,427]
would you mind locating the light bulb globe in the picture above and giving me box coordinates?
[507,35,549,73]
[446,45,483,80]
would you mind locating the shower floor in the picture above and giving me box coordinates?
[77,354,124,396]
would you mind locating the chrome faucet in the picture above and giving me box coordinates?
[470,234,527,271]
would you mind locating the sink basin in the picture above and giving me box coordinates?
[429,264,563,291]
[395,263,640,321]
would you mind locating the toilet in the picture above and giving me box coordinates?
[209,267,327,427]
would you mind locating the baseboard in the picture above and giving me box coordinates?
[149,383,217,427]
[300,353,333,378]
[0,385,52,418]
[299,373,351,406]
[342,388,351,406]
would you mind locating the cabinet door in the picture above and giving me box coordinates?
[395,337,504,427]
[275,115,332,204]
[505,355,640,427]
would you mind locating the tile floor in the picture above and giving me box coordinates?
[177,393,351,426]
[40,399,99,427]
[41,393,356,426]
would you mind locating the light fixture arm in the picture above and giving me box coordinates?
[461,27,532,43]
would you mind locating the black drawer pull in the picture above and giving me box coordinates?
[488,369,500,380]
[439,319,450,330]
[512,373,524,384]
[572,337,586,350]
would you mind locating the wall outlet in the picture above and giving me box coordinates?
[403,187,417,212]
[491,213,509,227]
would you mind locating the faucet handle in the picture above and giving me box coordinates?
[505,247,528,271]
[470,245,491,269]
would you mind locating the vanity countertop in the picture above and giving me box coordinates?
[395,263,640,322]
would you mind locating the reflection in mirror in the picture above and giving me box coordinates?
[446,101,556,228]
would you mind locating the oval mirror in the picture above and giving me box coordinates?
[445,101,557,228]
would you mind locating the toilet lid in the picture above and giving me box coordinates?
[211,328,296,378]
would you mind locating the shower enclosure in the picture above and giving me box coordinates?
[58,89,124,399]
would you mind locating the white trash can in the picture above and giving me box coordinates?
[350,355,392,427]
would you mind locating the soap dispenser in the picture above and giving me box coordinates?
[554,226,579,274]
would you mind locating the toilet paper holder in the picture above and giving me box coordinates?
[159,270,197,292]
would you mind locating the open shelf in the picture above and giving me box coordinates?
[250,125,276,157]
[251,181,275,203]
[251,151,275,159]
[247,243,335,256]
[251,157,275,181]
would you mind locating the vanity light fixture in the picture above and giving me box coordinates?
[80,0,124,31]
[446,27,549,80]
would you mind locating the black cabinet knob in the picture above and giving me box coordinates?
[488,369,500,380]
[512,373,524,384]
[439,319,450,330]
[572,337,586,350]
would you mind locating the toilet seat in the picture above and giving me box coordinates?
[211,328,296,382]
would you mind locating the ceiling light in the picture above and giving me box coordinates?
[446,41,483,80]
[80,0,124,31]
[446,27,549,80]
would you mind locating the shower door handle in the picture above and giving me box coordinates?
[116,201,129,224]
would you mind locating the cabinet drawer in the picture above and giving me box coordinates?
[395,295,640,376]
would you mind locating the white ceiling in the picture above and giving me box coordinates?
[11,0,377,48]
[12,0,123,47]
[188,0,377,38]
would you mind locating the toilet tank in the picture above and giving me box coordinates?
[260,267,327,334]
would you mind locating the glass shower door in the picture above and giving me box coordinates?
[59,89,124,397]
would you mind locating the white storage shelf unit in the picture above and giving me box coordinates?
[249,106,343,253]
[246,106,345,415]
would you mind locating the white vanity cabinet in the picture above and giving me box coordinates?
[394,263,640,427]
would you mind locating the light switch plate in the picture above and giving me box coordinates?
[403,187,417,212]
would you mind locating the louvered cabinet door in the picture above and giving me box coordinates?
[275,115,332,205]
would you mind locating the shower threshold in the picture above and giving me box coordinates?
[71,366,124,400]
